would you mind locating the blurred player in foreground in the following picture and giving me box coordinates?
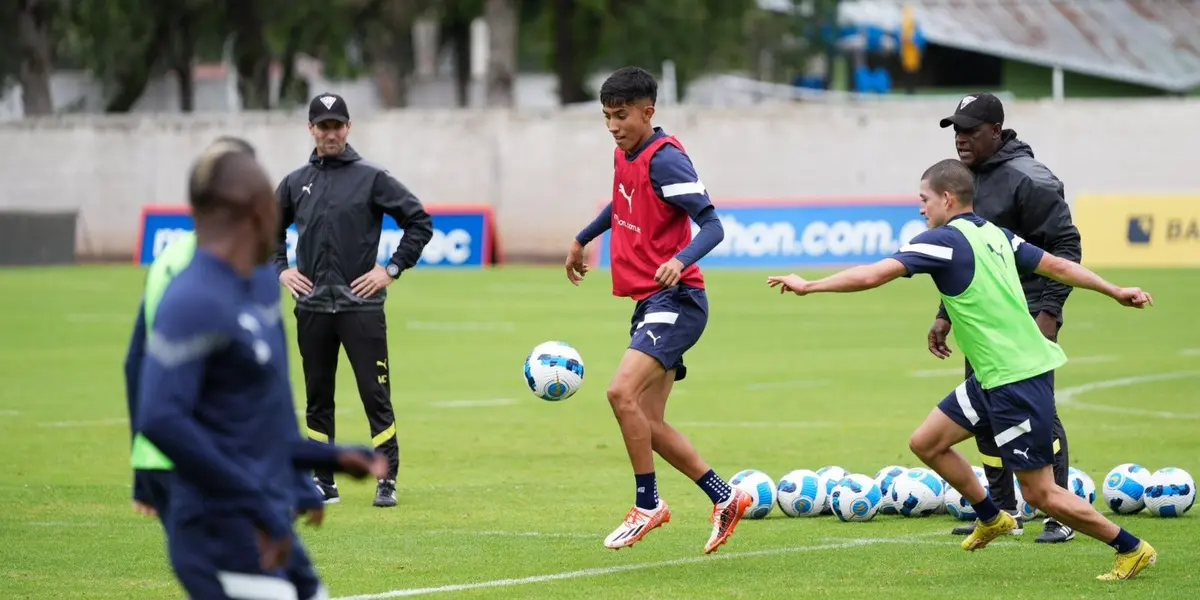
[766,159,1156,581]
[135,139,385,599]
[565,66,752,554]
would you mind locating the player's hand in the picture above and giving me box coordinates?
[298,507,325,528]
[565,241,588,285]
[256,530,293,571]
[1034,311,1059,341]
[132,500,157,518]
[766,274,810,295]
[336,449,388,480]
[279,268,314,298]
[351,265,392,298]
[1114,287,1154,308]
[928,317,953,359]
[655,258,685,288]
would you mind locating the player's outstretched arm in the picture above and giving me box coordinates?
[1034,253,1153,308]
[566,203,612,285]
[768,259,908,295]
[136,300,291,540]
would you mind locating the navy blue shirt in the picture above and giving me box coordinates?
[577,128,724,267]
[891,213,1046,297]
[135,251,338,538]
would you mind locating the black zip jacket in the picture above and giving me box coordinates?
[938,130,1083,322]
[273,145,434,313]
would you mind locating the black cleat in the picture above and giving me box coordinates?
[313,477,340,504]
[1035,519,1075,543]
[374,479,397,507]
[951,510,1024,536]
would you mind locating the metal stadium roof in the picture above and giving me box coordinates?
[835,0,1200,92]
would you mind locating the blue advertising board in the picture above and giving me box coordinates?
[592,200,927,268]
[136,205,497,268]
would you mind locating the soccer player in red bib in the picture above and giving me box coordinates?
[565,66,752,554]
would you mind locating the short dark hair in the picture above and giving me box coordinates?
[599,66,657,107]
[922,158,974,205]
[188,138,258,214]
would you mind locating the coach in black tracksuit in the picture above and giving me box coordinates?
[275,93,434,508]
[932,93,1082,544]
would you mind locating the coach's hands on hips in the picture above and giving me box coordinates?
[928,318,953,359]
[565,241,588,285]
[655,258,685,288]
[279,268,314,298]
[1113,287,1154,309]
[766,274,810,295]
[351,265,393,298]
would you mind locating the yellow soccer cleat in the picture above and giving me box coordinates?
[1098,541,1157,581]
[961,510,1017,551]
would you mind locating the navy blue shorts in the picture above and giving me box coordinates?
[628,286,709,381]
[169,513,305,600]
[937,372,1057,471]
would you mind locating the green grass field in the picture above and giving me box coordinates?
[1,265,1198,599]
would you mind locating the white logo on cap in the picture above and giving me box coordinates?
[959,95,977,110]
[319,96,337,109]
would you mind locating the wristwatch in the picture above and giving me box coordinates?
[385,262,401,279]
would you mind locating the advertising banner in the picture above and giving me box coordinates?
[136,204,498,268]
[591,199,928,269]
[1074,195,1200,267]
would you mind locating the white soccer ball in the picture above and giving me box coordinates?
[1145,467,1196,518]
[1102,463,1153,515]
[889,467,944,517]
[776,469,826,518]
[945,467,990,521]
[730,469,777,519]
[830,474,883,522]
[816,465,848,514]
[1013,476,1038,520]
[874,466,908,515]
[523,341,585,401]
[1068,467,1097,505]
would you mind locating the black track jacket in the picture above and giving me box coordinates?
[274,145,433,313]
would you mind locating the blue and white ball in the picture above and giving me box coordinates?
[776,469,825,517]
[730,469,777,519]
[830,474,883,522]
[889,467,944,517]
[945,466,990,521]
[816,465,848,514]
[874,465,908,515]
[523,341,584,401]
[1068,467,1097,505]
[1145,467,1196,518]
[1102,463,1152,515]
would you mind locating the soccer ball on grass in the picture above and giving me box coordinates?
[523,341,584,401]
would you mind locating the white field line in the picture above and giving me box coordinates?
[332,534,943,599]
[1056,371,1200,419]
[745,379,832,391]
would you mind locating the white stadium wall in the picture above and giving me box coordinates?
[2,98,1199,266]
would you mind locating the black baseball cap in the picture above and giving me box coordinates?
[939,92,1004,129]
[309,93,350,124]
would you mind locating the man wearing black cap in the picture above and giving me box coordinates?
[275,92,434,508]
[929,92,1082,544]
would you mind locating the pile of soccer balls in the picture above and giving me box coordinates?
[519,344,1196,521]
[728,463,1196,522]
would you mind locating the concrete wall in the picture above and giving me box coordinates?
[3,98,1200,260]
